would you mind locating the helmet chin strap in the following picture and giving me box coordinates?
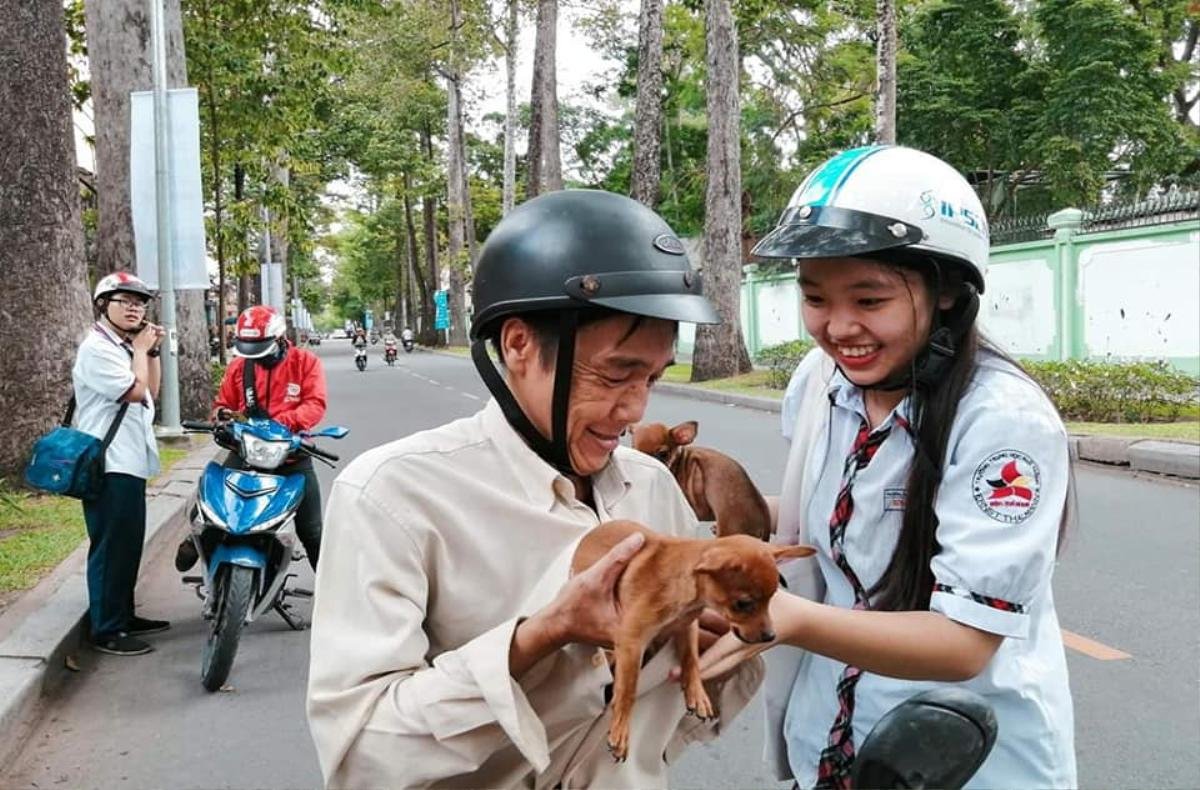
[850,285,979,393]
[471,311,579,477]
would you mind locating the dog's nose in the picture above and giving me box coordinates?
[759,630,775,643]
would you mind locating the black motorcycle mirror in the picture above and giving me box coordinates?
[851,687,998,789]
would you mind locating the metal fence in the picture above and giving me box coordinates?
[989,186,1200,246]
[990,212,1053,245]
[1081,186,1200,233]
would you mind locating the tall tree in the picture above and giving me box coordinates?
[631,0,665,207]
[444,0,470,346]
[692,0,751,381]
[501,0,519,215]
[0,0,94,479]
[874,0,898,144]
[528,0,562,196]
[84,0,211,417]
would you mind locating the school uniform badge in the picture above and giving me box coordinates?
[972,450,1040,524]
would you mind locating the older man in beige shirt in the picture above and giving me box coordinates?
[307,190,765,788]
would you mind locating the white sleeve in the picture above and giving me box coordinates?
[76,341,135,402]
[781,348,828,442]
[929,403,1069,639]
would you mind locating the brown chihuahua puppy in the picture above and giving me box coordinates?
[632,421,772,540]
[571,519,816,762]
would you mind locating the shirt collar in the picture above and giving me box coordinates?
[93,320,130,350]
[481,398,632,513]
[826,367,912,432]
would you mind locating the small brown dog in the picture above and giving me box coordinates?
[632,421,772,540]
[571,519,815,762]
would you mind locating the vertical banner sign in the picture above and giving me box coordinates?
[434,289,450,330]
[130,88,209,289]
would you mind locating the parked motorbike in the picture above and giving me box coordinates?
[179,416,348,692]
[385,343,398,366]
[354,345,367,372]
[852,687,998,789]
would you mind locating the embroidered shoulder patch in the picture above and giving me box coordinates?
[286,382,301,398]
[971,450,1041,524]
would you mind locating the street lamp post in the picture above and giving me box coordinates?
[149,0,181,434]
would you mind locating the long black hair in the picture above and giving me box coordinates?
[864,260,1072,612]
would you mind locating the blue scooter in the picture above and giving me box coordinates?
[180,416,348,691]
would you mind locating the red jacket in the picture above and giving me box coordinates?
[214,347,327,432]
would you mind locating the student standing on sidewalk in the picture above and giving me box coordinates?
[73,272,171,656]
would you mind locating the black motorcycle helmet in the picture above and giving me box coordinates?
[470,189,720,475]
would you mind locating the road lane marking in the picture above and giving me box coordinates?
[462,393,480,401]
[1061,629,1131,660]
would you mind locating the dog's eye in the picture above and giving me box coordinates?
[733,598,756,613]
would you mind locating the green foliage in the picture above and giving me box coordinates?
[1023,359,1200,423]
[211,361,227,391]
[755,339,816,388]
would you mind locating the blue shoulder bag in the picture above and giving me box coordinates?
[24,396,130,501]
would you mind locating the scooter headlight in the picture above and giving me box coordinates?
[240,434,291,470]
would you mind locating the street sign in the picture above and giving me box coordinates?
[364,309,374,331]
[434,289,450,330]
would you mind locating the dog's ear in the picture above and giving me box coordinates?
[670,421,698,446]
[770,543,817,561]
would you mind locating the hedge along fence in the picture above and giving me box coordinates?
[754,341,1199,423]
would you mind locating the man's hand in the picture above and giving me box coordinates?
[697,609,731,652]
[509,533,644,677]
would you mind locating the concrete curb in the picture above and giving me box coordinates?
[0,441,221,767]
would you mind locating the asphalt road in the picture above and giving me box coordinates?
[4,340,1197,789]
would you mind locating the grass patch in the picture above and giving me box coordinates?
[1066,421,1200,442]
[0,493,86,594]
[441,345,471,358]
[662,364,783,400]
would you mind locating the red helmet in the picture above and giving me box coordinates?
[234,305,287,358]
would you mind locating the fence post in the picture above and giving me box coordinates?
[1047,208,1084,361]
[742,263,760,358]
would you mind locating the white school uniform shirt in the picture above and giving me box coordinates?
[779,349,1076,789]
[71,321,160,480]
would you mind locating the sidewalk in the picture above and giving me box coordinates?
[0,439,220,767]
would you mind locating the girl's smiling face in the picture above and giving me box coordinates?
[799,257,942,388]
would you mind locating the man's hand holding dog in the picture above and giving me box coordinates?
[508,533,644,679]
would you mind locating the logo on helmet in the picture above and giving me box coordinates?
[652,234,686,255]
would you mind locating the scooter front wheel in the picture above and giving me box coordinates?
[200,565,255,692]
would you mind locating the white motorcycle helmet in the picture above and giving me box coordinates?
[753,145,987,294]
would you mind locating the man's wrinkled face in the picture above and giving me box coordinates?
[504,314,677,476]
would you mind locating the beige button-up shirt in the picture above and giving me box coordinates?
[307,400,763,789]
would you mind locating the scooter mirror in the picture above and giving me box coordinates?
[304,426,350,440]
[851,687,998,790]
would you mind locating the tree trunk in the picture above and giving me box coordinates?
[528,0,562,196]
[502,0,519,215]
[539,0,563,191]
[84,0,211,418]
[420,124,441,345]
[402,172,428,334]
[692,0,751,382]
[0,0,94,480]
[874,0,897,145]
[631,0,665,208]
[445,0,468,346]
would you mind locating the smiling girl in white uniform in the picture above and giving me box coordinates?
[700,146,1076,789]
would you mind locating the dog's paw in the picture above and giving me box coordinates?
[684,685,716,721]
[606,736,629,763]
[607,719,630,762]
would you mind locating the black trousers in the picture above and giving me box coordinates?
[222,452,322,570]
[82,473,147,638]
